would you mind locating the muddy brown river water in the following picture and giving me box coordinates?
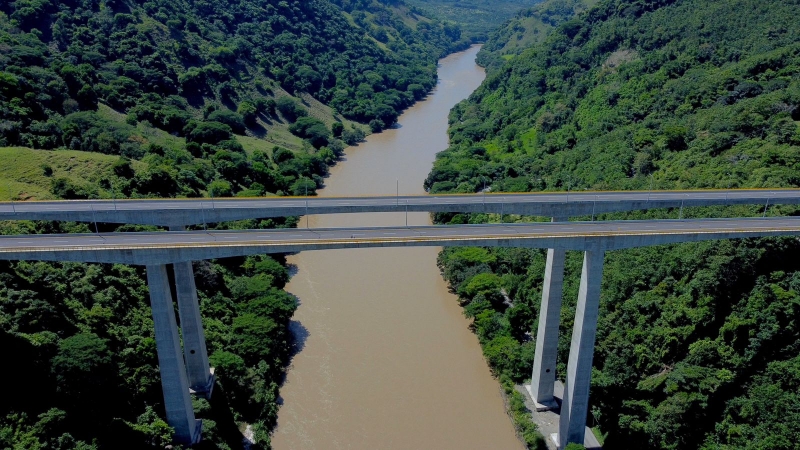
[272,46,524,450]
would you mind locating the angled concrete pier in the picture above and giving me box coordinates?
[558,250,605,449]
[173,261,213,397]
[169,226,213,397]
[147,264,202,445]
[527,218,567,410]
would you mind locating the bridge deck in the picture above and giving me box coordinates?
[1,217,798,265]
[0,189,796,226]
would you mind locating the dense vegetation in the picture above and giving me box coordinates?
[0,0,469,200]
[0,0,467,152]
[404,0,540,42]
[476,0,597,71]
[0,218,303,449]
[427,0,800,448]
[0,0,471,448]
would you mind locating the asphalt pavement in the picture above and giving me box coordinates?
[0,188,796,217]
[1,216,798,254]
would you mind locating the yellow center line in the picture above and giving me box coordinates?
[2,225,799,254]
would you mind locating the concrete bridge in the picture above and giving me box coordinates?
[0,188,796,226]
[1,214,800,448]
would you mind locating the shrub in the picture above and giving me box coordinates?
[186,121,233,145]
[331,122,344,138]
[275,97,307,123]
[207,109,246,134]
[288,117,330,148]
[208,179,232,197]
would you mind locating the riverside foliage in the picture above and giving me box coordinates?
[0,0,467,148]
[0,0,469,448]
[0,0,466,200]
[404,0,541,42]
[429,0,800,448]
[475,0,598,72]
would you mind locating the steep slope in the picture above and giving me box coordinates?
[404,0,542,41]
[427,0,800,448]
[476,0,598,71]
[0,0,461,151]
[0,0,469,202]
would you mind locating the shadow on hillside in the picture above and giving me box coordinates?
[193,383,251,450]
[247,122,268,138]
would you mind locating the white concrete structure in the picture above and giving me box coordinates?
[0,189,796,227]
[527,218,567,411]
[146,264,202,445]
[559,249,605,449]
[173,260,213,397]
[169,226,213,397]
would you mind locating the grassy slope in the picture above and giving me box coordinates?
[0,147,144,201]
[476,0,598,70]
[0,90,368,202]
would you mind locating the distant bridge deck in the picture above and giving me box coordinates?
[0,189,796,227]
[1,216,798,265]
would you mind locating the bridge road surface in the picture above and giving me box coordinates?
[0,189,796,227]
[0,217,798,265]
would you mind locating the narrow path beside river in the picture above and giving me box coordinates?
[272,46,524,450]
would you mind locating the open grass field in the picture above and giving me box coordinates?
[0,147,144,201]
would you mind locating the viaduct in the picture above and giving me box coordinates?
[0,189,798,448]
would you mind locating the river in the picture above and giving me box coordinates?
[272,46,523,450]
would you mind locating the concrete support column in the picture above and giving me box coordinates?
[173,261,214,396]
[527,218,566,410]
[169,226,214,398]
[146,264,202,446]
[558,249,604,449]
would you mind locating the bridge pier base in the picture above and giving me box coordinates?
[146,264,202,446]
[558,249,604,449]
[527,246,566,410]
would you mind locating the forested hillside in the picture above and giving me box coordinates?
[404,0,540,42]
[0,0,467,448]
[427,0,800,448]
[476,0,597,71]
[1,0,466,156]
